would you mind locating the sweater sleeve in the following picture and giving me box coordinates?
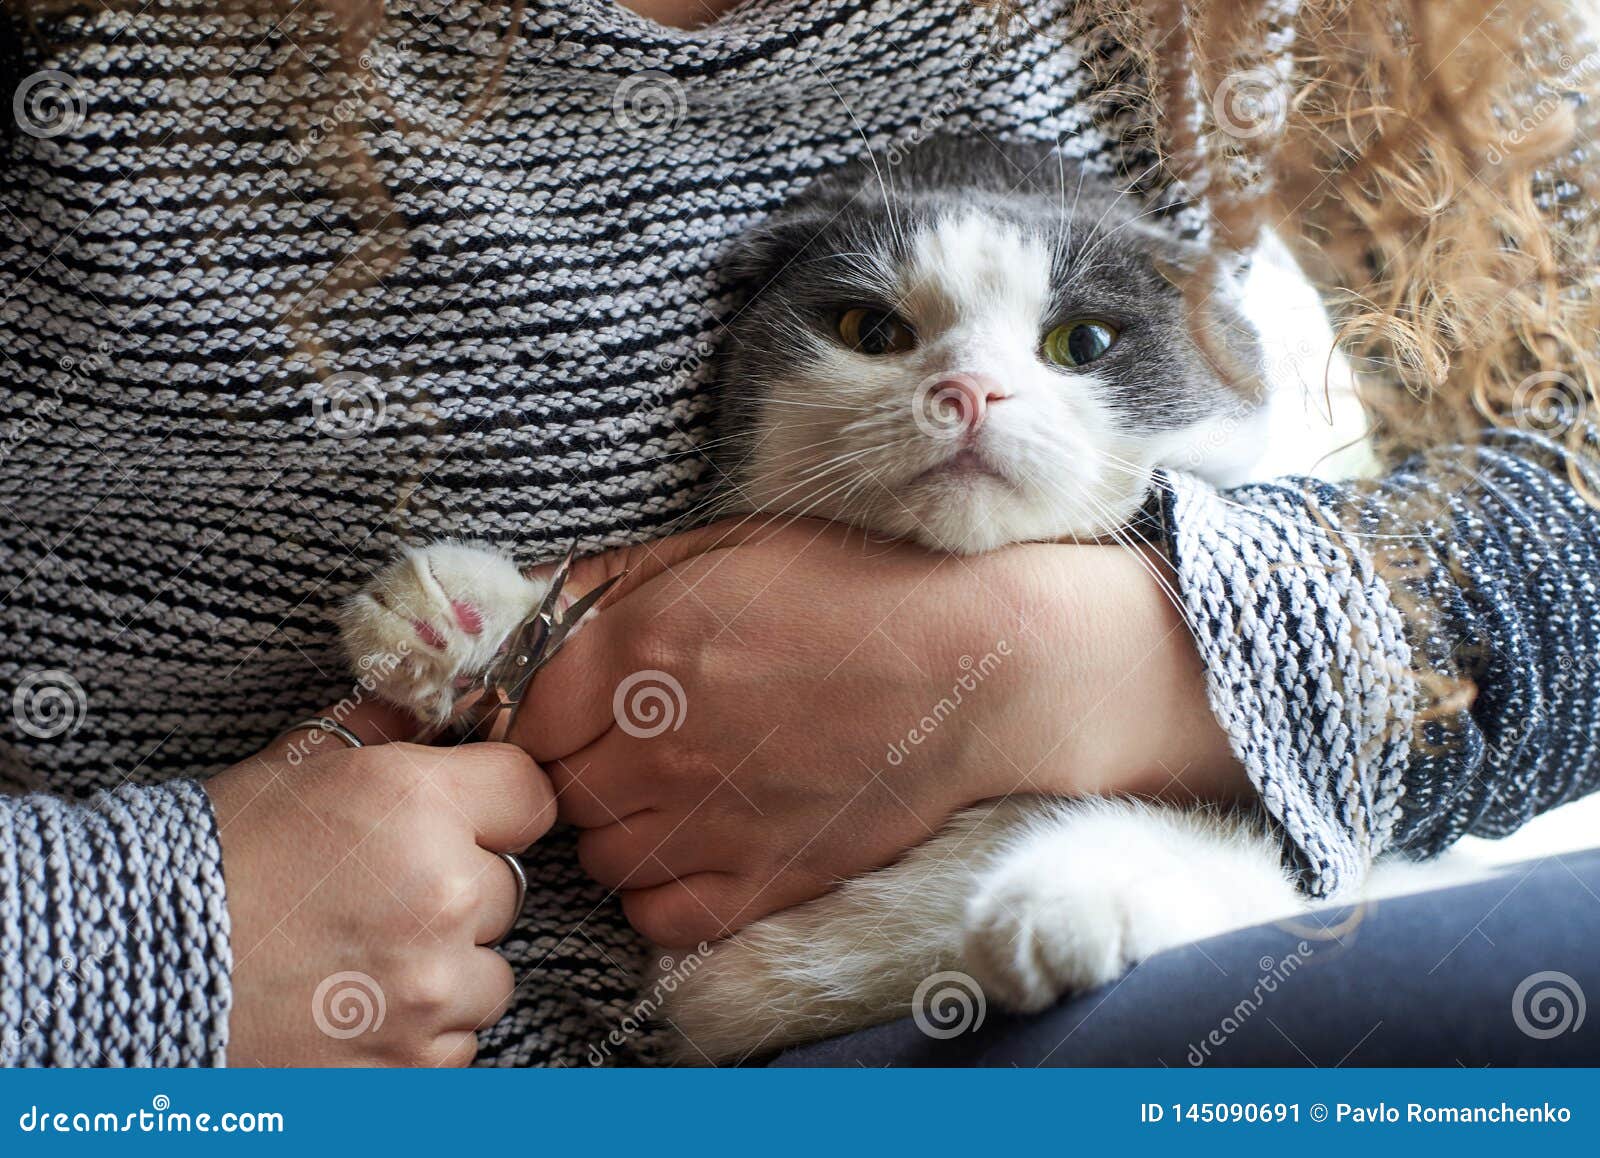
[0,779,232,1066]
[1159,430,1600,897]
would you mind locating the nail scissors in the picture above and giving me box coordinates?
[419,543,625,744]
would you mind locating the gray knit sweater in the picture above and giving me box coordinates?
[2,0,1596,1067]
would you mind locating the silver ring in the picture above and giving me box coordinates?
[278,716,365,750]
[494,852,528,947]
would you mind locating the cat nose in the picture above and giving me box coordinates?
[929,373,1010,433]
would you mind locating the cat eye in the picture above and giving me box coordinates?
[1043,319,1120,368]
[837,307,916,356]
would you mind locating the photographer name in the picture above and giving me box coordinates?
[1336,1102,1572,1125]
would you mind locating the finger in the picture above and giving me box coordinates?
[624,863,835,946]
[428,1031,480,1069]
[450,947,517,1033]
[439,742,557,852]
[260,698,419,760]
[341,699,421,745]
[620,874,742,948]
[577,816,712,890]
[472,849,527,946]
[546,745,657,829]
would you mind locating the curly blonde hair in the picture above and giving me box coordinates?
[1102,0,1599,479]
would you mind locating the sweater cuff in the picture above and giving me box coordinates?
[0,779,232,1066]
[1157,471,1416,897]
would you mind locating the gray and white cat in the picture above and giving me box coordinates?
[339,142,1334,1062]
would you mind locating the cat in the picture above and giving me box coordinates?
[340,140,1335,1063]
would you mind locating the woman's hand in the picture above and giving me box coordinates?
[204,704,554,1066]
[514,519,1244,948]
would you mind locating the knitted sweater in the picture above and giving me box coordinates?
[1,0,1596,1067]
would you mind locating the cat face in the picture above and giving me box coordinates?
[713,143,1270,554]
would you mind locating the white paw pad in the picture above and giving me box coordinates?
[338,542,546,722]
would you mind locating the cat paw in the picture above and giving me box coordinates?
[962,874,1131,1013]
[338,542,546,723]
[961,855,1225,1014]
[961,804,1301,1015]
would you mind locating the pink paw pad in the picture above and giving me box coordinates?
[450,600,484,635]
[411,619,447,649]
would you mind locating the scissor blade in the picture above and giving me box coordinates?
[483,541,579,697]
[479,608,545,693]
[499,571,620,736]
[532,542,578,626]
[560,569,626,628]
[529,569,628,675]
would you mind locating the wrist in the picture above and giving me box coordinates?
[988,542,1248,807]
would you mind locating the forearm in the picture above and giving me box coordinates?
[998,542,1247,808]
[0,780,232,1066]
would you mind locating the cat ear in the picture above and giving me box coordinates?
[721,209,833,285]
[1152,243,1251,297]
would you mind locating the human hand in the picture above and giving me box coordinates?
[514,519,1242,947]
[204,702,554,1066]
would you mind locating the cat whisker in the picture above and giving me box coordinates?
[756,398,864,412]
